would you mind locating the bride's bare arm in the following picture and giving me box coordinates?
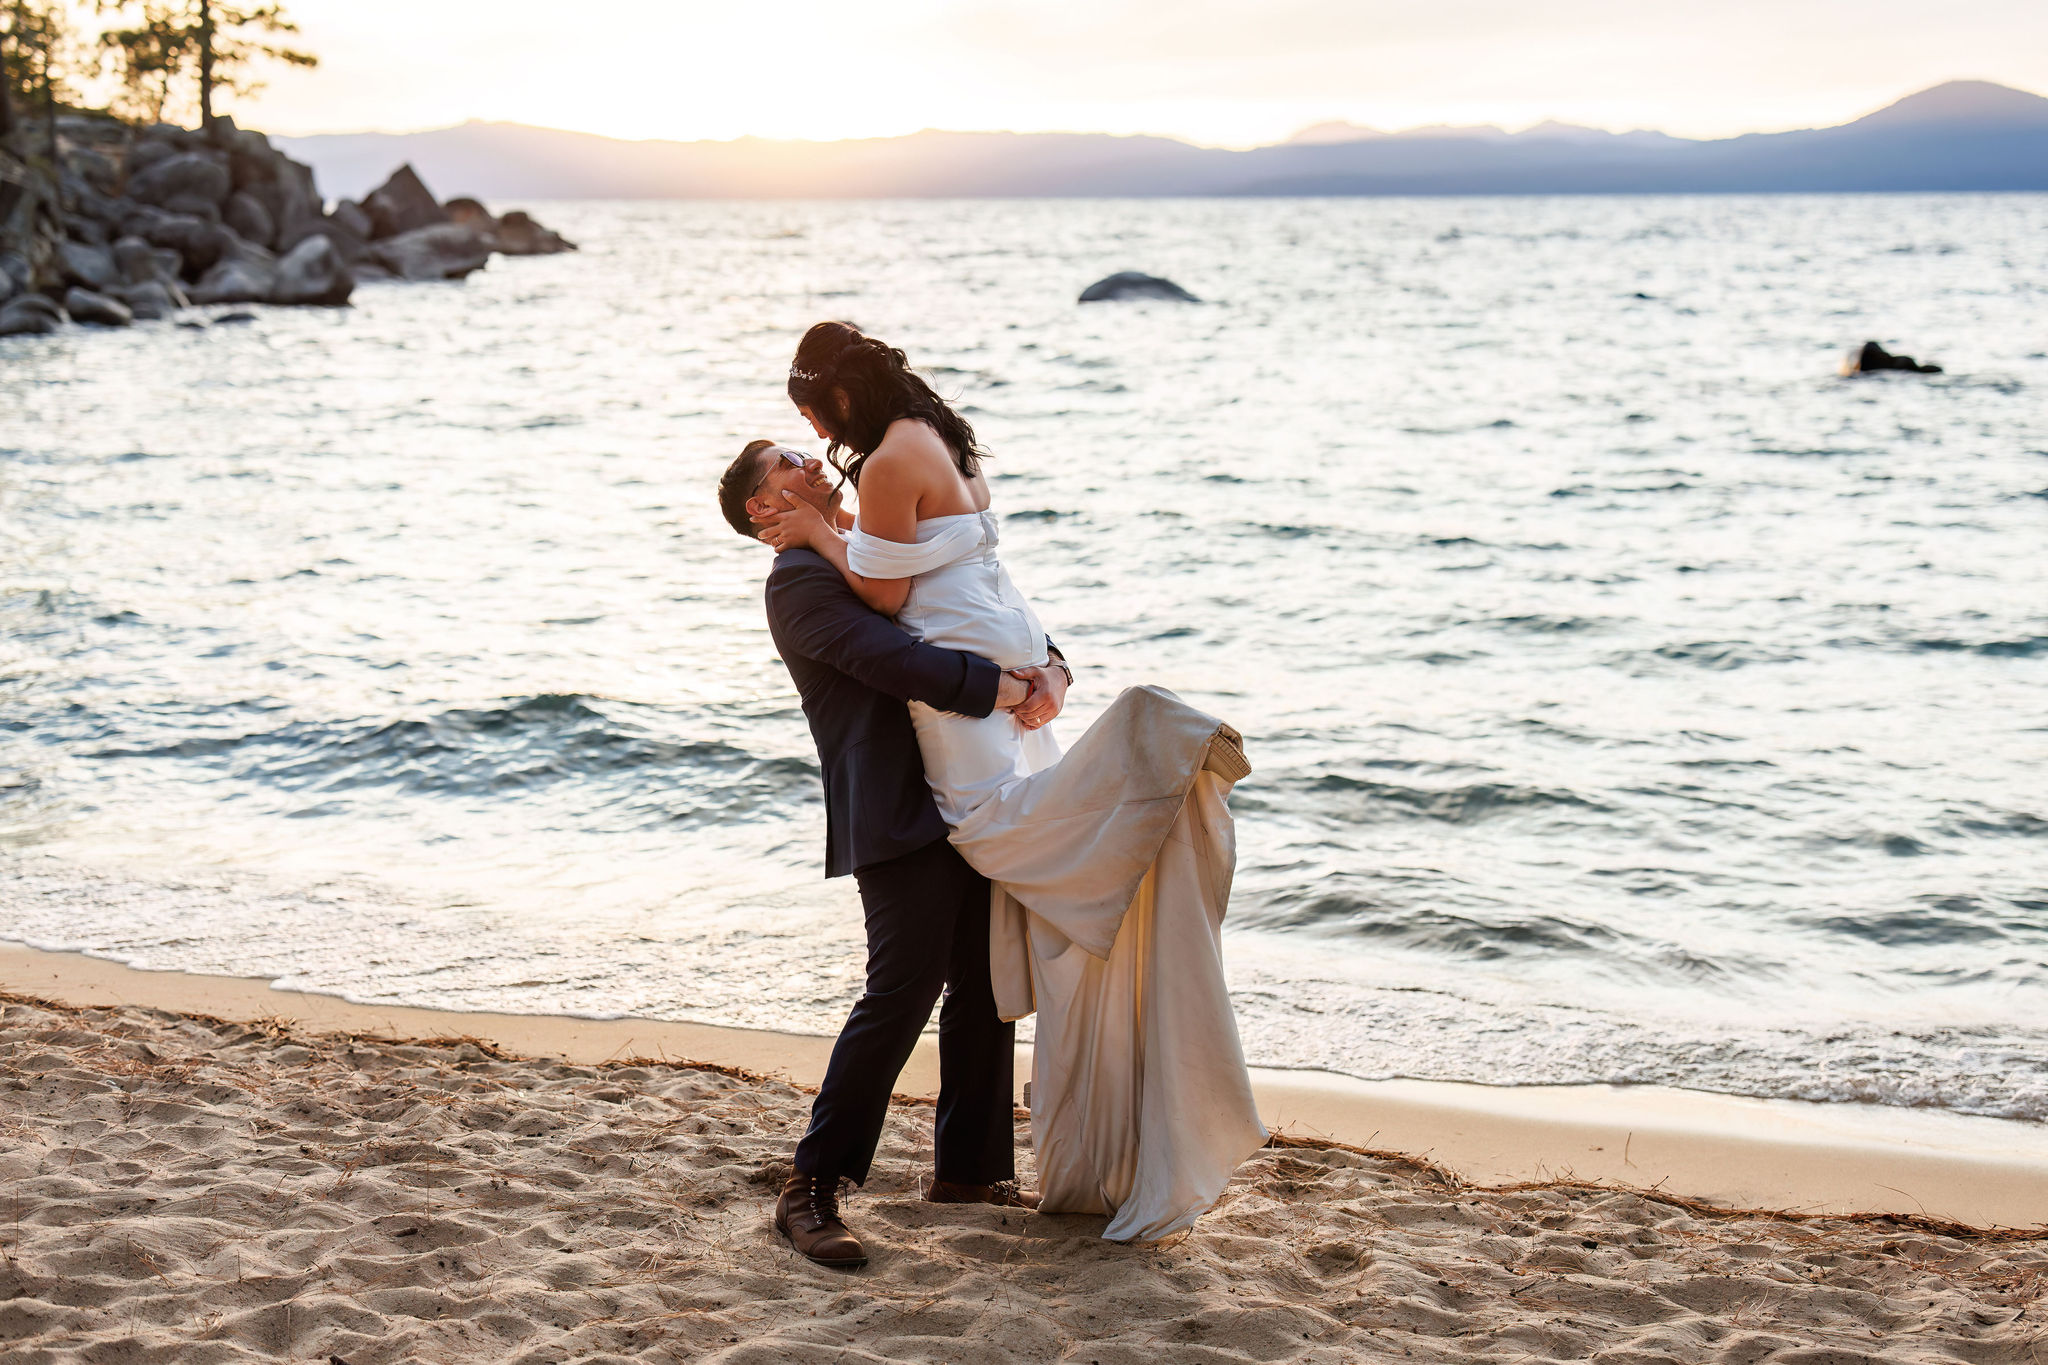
[789,511,911,616]
[756,450,918,615]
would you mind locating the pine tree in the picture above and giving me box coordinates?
[92,0,313,129]
[0,13,14,142]
[98,2,188,124]
[1,2,76,159]
[187,1,313,128]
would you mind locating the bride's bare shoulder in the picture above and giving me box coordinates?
[863,419,984,517]
[869,418,953,466]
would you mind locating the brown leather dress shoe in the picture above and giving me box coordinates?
[775,1172,867,1268]
[925,1178,1042,1210]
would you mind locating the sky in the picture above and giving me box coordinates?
[215,0,2048,147]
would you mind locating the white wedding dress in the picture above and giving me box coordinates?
[847,510,1266,1241]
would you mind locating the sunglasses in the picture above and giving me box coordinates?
[751,448,808,499]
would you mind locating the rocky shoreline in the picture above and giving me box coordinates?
[0,113,572,337]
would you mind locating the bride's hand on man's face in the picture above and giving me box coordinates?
[753,490,832,552]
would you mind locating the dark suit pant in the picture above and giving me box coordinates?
[793,836,1016,1187]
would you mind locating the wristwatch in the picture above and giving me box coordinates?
[1046,659,1074,688]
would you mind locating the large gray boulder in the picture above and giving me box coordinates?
[208,117,280,191]
[445,197,576,255]
[127,151,233,215]
[62,212,109,246]
[225,191,275,249]
[493,210,576,256]
[218,232,276,268]
[138,121,201,148]
[1078,271,1201,303]
[268,158,328,253]
[270,234,352,306]
[443,197,492,229]
[62,174,121,229]
[368,223,489,281]
[125,138,178,178]
[363,164,448,240]
[0,294,65,336]
[189,251,277,305]
[63,286,133,327]
[114,279,188,320]
[330,198,373,242]
[129,210,242,277]
[303,210,368,264]
[63,146,119,194]
[0,270,15,306]
[112,235,183,286]
[58,239,118,291]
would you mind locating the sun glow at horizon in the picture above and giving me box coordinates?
[180,0,2048,149]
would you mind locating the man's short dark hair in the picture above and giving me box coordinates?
[718,439,777,541]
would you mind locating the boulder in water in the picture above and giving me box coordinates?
[330,198,373,242]
[1843,340,1941,375]
[63,286,133,327]
[58,239,117,291]
[368,223,489,281]
[0,294,65,336]
[491,209,576,255]
[114,279,188,319]
[1078,271,1200,303]
[444,197,577,255]
[270,234,353,306]
[363,164,449,240]
[113,235,183,287]
[189,252,277,306]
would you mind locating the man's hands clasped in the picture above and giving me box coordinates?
[1004,662,1067,730]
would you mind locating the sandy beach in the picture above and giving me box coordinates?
[6,943,2047,1230]
[3,951,2045,1363]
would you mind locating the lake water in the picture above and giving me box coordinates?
[3,194,2044,1122]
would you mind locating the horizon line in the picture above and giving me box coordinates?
[259,77,2040,152]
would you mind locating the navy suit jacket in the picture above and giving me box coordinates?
[766,547,1002,879]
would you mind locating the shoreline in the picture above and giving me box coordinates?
[5,938,2044,1230]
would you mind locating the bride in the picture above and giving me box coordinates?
[754,321,1265,1241]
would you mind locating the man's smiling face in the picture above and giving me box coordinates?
[745,446,838,524]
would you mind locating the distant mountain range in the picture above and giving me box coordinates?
[276,80,2048,203]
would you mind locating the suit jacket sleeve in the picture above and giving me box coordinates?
[767,556,1001,717]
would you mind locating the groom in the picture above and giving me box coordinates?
[717,440,1067,1269]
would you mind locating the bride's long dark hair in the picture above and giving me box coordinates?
[786,321,987,488]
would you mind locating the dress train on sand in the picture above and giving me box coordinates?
[848,513,1266,1241]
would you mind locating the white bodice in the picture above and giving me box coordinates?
[846,510,1048,672]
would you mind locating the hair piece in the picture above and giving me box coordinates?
[785,321,988,488]
[717,438,779,542]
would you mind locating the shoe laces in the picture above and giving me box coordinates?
[989,1179,1022,1205]
[804,1174,846,1224]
